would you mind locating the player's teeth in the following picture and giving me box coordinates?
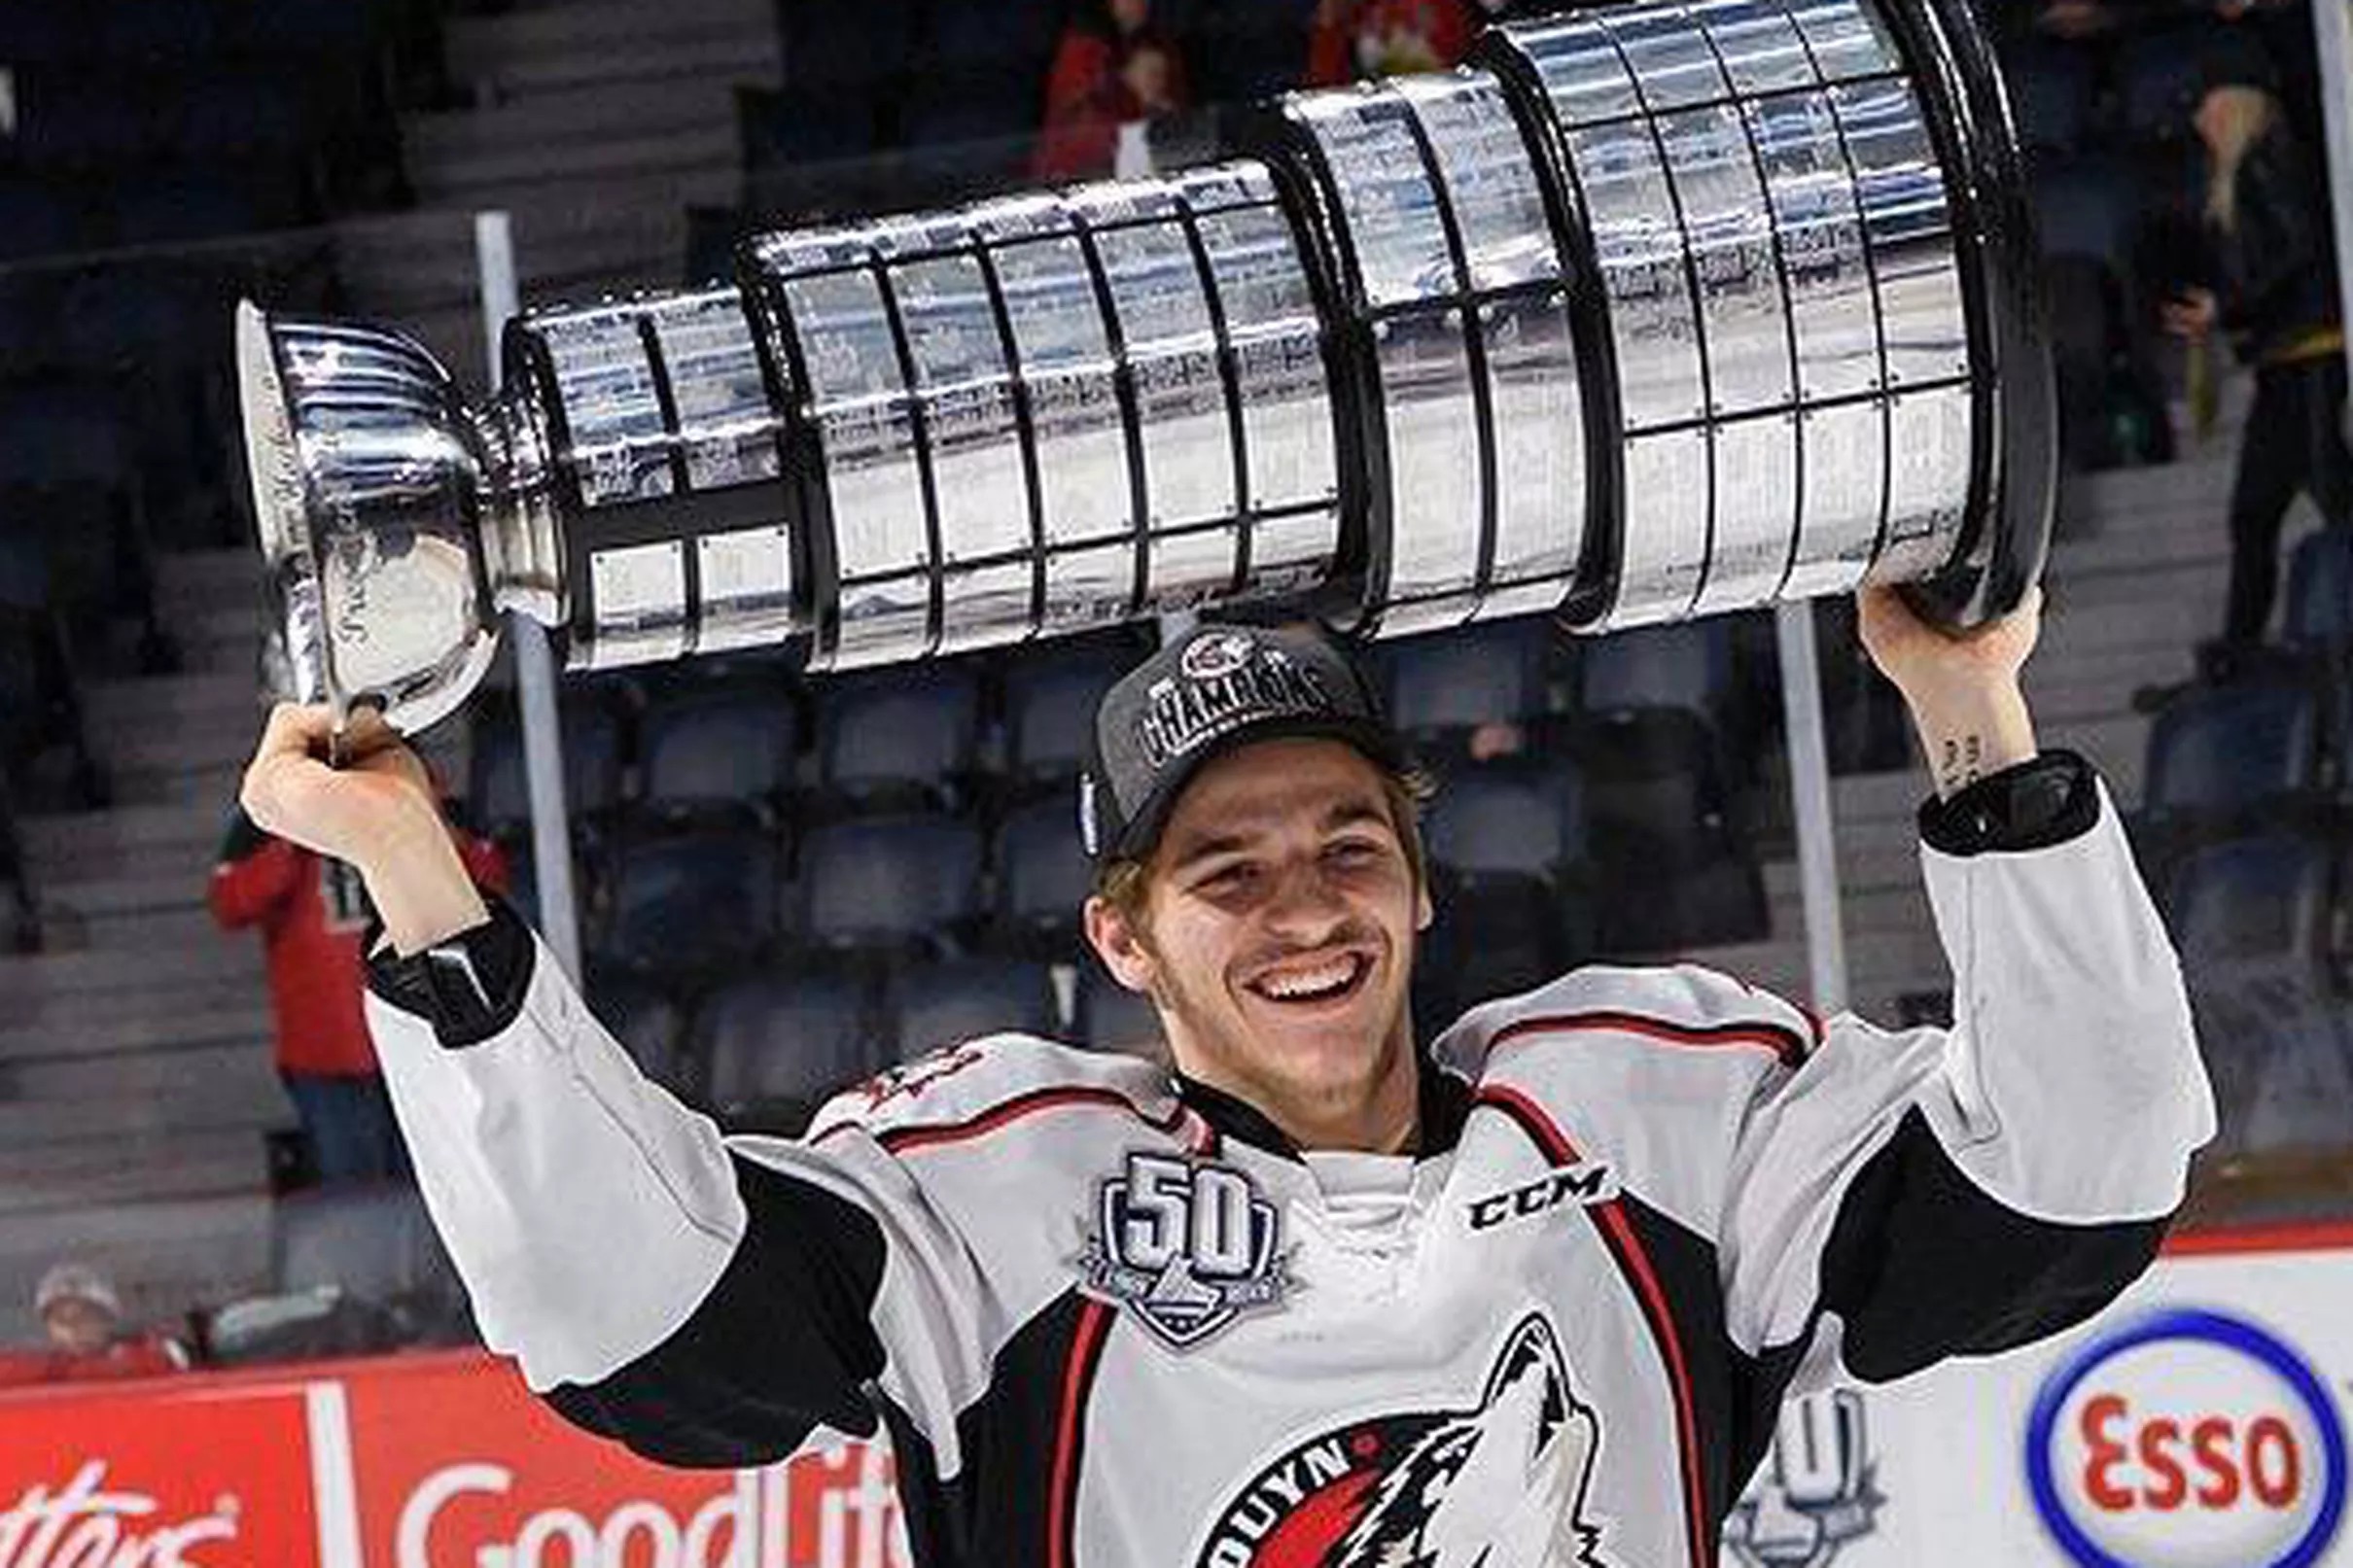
[1262,958,1356,997]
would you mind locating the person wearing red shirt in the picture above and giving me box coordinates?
[209,801,506,1185]
[1304,0,1481,86]
[0,1263,188,1387]
[1033,0,1191,182]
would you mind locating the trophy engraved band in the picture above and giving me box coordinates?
[237,0,2054,736]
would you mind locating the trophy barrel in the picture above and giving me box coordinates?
[237,0,2053,733]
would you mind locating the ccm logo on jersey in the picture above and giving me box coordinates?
[1466,1163,1618,1232]
[2025,1307,2348,1568]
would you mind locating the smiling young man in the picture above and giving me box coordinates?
[238,588,2211,1567]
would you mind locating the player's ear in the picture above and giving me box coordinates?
[1084,894,1157,993]
[1415,876,1434,932]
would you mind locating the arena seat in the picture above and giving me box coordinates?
[1001,637,1136,795]
[1381,616,1555,754]
[991,796,1092,957]
[1073,965,1164,1059]
[888,957,1062,1060]
[796,814,985,957]
[590,974,690,1093]
[1420,757,1595,1021]
[2142,674,2326,823]
[697,968,886,1128]
[816,671,982,814]
[639,682,797,830]
[2285,530,2353,650]
[603,829,781,975]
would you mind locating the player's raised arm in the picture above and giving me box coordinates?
[1717,587,2215,1385]
[234,707,988,1470]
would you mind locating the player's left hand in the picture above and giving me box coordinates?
[1858,582,2040,707]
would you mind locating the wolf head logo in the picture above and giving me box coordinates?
[1193,1314,1608,1568]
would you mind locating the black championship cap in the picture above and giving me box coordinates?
[1079,623,1409,865]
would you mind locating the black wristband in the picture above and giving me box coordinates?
[364,895,537,1049]
[1917,749,2102,857]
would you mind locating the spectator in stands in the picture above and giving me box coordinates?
[1033,0,1192,182]
[1305,0,1482,86]
[209,786,506,1187]
[2162,48,2351,668]
[0,1263,188,1385]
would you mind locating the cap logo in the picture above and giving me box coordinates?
[1179,630,1258,681]
[1135,644,1332,770]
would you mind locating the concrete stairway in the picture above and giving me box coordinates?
[333,0,780,381]
[1706,425,2313,1023]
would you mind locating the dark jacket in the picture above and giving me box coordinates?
[2210,122,2342,366]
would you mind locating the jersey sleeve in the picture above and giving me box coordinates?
[361,902,992,1469]
[1718,753,2215,1384]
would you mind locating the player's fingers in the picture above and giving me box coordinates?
[243,703,337,826]
[254,701,334,765]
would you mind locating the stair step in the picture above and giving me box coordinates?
[408,122,737,202]
[0,1143,269,1218]
[0,1038,278,1105]
[87,671,259,734]
[0,1000,269,1065]
[445,0,770,61]
[0,938,261,1002]
[455,23,779,99]
[405,78,744,161]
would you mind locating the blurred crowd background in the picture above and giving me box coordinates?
[0,0,2345,1380]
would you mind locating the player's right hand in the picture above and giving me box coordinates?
[239,703,439,872]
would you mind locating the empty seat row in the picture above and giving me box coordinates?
[596,956,1162,1131]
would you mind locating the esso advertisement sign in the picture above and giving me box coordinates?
[2027,1308,2348,1568]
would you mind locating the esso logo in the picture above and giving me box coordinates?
[2026,1308,2348,1568]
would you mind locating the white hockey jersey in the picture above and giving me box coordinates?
[363,758,2212,1566]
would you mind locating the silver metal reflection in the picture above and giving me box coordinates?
[239,0,2034,736]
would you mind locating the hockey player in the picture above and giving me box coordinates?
[236,585,2210,1566]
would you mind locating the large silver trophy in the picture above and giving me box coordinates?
[238,0,2054,737]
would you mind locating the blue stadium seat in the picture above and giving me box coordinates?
[13,77,165,172]
[817,671,982,812]
[604,830,781,974]
[1074,965,1164,1058]
[992,796,1093,955]
[113,178,267,244]
[2285,530,2353,649]
[905,0,1061,145]
[2116,24,2210,146]
[2165,833,2335,965]
[696,969,885,1122]
[1001,641,1131,792]
[2007,37,2096,156]
[101,0,223,67]
[1420,758,1594,1021]
[796,814,985,956]
[2142,676,2324,822]
[592,975,689,1091]
[273,1181,439,1306]
[639,683,797,828]
[178,77,308,166]
[1382,617,1554,751]
[2032,156,2133,265]
[1425,757,1587,876]
[1578,619,1734,720]
[889,957,1062,1059]
[471,695,627,840]
[2163,833,2353,1161]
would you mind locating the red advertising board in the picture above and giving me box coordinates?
[0,1351,908,1568]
